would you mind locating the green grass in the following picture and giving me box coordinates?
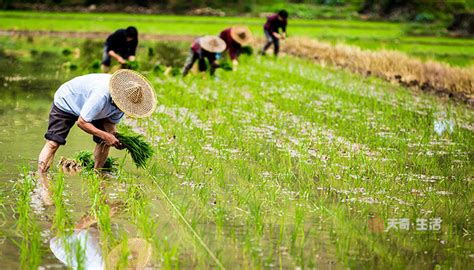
[5,32,473,269]
[0,11,473,66]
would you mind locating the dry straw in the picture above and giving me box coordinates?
[256,37,474,102]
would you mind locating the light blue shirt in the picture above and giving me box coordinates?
[54,73,124,123]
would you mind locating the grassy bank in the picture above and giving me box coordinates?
[1,11,473,66]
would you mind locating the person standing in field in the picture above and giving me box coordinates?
[219,26,252,71]
[261,10,288,57]
[182,36,227,77]
[101,26,139,72]
[37,70,156,206]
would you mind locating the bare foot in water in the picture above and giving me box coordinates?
[38,182,54,206]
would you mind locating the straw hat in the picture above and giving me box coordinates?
[199,35,226,53]
[110,70,156,118]
[230,25,253,45]
[106,238,152,269]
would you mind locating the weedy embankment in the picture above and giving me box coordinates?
[257,37,474,104]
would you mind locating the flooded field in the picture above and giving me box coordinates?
[0,35,473,269]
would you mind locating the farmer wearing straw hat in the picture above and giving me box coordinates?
[101,26,139,72]
[261,10,288,57]
[37,70,156,206]
[219,26,252,71]
[182,35,227,77]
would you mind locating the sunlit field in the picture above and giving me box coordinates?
[0,32,472,269]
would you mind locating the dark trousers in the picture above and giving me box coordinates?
[182,49,217,77]
[262,29,280,56]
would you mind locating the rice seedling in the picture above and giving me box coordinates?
[116,125,154,169]
[74,150,118,172]
[123,60,139,70]
[16,166,43,269]
[51,170,73,235]
[1,33,473,269]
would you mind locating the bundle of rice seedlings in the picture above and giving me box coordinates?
[123,60,139,70]
[74,150,117,172]
[116,126,154,169]
[75,150,94,170]
[218,61,233,71]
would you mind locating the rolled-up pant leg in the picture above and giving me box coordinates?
[182,49,199,77]
[273,37,280,56]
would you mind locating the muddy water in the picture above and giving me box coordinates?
[0,55,129,268]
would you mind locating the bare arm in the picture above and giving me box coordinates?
[232,59,238,71]
[77,116,119,146]
[108,50,126,64]
[272,32,282,39]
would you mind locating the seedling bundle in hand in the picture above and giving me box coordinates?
[116,125,154,169]
[219,61,233,71]
[122,60,139,70]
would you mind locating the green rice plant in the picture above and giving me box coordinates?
[16,166,42,269]
[114,234,130,270]
[116,126,154,169]
[123,60,139,70]
[61,48,72,56]
[74,150,118,172]
[90,60,101,71]
[51,170,73,235]
[241,46,253,56]
[218,61,233,71]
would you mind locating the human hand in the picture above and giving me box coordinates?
[114,141,125,150]
[118,57,126,64]
[128,55,136,61]
[232,59,238,71]
[102,132,120,147]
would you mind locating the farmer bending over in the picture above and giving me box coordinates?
[38,70,156,205]
[219,26,252,71]
[101,26,139,72]
[182,36,226,77]
[261,10,288,57]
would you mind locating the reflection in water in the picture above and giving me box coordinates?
[50,229,153,269]
[50,228,103,269]
[49,194,152,269]
[1,37,156,269]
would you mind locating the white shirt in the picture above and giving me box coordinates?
[54,73,124,123]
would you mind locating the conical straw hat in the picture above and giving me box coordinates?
[106,238,152,269]
[199,35,226,53]
[230,25,253,45]
[110,70,156,118]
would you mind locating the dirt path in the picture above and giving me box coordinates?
[0,29,195,42]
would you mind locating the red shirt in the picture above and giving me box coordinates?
[191,38,201,53]
[219,28,241,60]
[264,14,287,34]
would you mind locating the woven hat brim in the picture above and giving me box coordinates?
[199,36,226,53]
[110,69,156,118]
[106,238,152,269]
[230,26,253,45]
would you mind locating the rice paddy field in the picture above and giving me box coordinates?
[0,11,473,269]
[1,11,474,66]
